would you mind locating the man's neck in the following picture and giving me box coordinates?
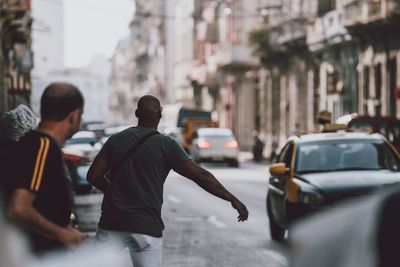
[38,121,67,146]
[138,121,157,130]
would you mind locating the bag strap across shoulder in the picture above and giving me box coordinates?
[108,130,159,177]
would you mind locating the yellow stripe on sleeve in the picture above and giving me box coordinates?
[34,138,50,191]
[30,138,45,190]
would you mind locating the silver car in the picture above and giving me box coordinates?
[63,131,101,161]
[189,128,239,167]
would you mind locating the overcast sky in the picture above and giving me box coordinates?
[64,0,135,68]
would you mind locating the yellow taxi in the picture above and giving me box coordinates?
[267,129,400,241]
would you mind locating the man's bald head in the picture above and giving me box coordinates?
[40,82,84,121]
[135,95,162,124]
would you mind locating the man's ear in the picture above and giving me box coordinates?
[68,109,80,124]
[67,110,75,124]
[135,109,139,118]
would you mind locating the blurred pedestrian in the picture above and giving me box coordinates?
[291,123,301,136]
[6,83,85,254]
[0,105,37,200]
[252,130,264,162]
[0,104,37,141]
[87,95,249,267]
[290,186,400,267]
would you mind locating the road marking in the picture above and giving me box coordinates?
[175,216,204,222]
[262,250,288,266]
[207,215,227,228]
[167,195,181,203]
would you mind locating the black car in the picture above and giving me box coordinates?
[267,131,400,241]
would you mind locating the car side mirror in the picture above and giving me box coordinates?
[270,163,289,175]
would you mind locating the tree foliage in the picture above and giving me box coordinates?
[248,27,289,66]
[248,28,271,66]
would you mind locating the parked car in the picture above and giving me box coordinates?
[63,147,92,194]
[164,126,184,148]
[64,131,101,160]
[267,130,400,241]
[336,114,400,153]
[188,127,239,167]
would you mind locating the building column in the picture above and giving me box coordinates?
[307,69,315,132]
[279,74,287,146]
[319,62,328,111]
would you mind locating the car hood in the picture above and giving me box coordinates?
[296,170,400,201]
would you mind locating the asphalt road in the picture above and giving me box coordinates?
[73,159,290,267]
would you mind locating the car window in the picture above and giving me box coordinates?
[76,165,90,183]
[296,140,400,173]
[386,124,400,145]
[379,123,388,138]
[277,143,294,166]
[394,125,400,145]
[350,121,373,130]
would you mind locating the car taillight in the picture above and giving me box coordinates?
[197,141,212,149]
[224,140,238,148]
[64,154,83,166]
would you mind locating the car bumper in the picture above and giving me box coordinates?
[286,202,325,224]
[197,148,239,161]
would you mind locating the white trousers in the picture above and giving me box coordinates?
[95,228,163,267]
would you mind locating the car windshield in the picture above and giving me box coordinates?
[296,140,400,174]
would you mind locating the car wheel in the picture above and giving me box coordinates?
[228,159,239,167]
[267,197,285,241]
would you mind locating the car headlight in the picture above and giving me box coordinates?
[299,190,325,205]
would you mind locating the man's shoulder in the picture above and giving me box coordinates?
[19,131,58,152]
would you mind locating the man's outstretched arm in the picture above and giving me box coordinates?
[174,160,249,222]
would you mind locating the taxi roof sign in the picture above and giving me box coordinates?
[322,123,348,133]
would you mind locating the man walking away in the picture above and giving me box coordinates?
[7,83,85,254]
[87,95,248,267]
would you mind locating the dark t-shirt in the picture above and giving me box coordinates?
[7,131,73,252]
[97,126,191,237]
[0,138,18,202]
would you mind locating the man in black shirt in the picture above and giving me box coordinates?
[88,95,248,267]
[7,83,85,253]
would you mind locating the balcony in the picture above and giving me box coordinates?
[214,43,256,67]
[307,10,350,51]
[341,0,391,28]
[269,14,309,48]
[307,17,326,51]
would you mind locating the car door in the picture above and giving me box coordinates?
[269,142,294,225]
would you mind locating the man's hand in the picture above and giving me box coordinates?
[55,225,85,247]
[231,198,249,222]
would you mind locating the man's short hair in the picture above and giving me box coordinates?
[40,83,84,121]
[136,95,161,121]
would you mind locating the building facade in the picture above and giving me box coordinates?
[0,0,33,114]
[256,0,400,155]
[32,55,110,123]
[189,0,261,149]
[108,0,166,124]
[257,0,319,155]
